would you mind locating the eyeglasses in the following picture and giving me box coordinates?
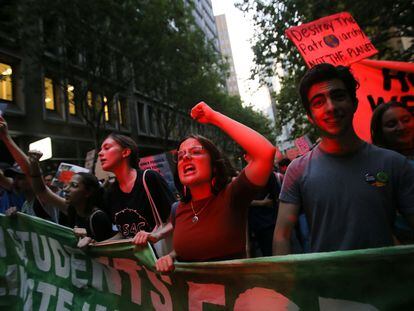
[174,146,205,163]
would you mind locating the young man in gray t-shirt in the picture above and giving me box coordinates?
[273,64,414,255]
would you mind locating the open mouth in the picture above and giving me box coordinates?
[183,164,196,175]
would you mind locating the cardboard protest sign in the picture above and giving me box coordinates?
[286,12,378,67]
[350,59,414,142]
[83,149,96,172]
[139,151,177,193]
[29,137,52,161]
[53,162,89,188]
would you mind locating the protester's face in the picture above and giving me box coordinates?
[177,138,212,187]
[13,175,31,193]
[98,137,128,172]
[307,79,355,137]
[381,107,414,150]
[65,174,88,207]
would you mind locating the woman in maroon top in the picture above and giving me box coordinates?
[134,101,275,272]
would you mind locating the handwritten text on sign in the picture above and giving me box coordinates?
[285,12,378,67]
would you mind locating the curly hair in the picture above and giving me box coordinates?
[299,63,359,115]
[174,135,234,203]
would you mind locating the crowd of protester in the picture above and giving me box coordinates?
[1,63,413,273]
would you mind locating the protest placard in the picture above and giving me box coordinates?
[53,162,89,188]
[350,59,414,141]
[285,12,378,67]
[29,137,52,161]
[294,135,312,155]
[139,151,177,193]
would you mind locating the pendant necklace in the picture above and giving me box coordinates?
[190,197,213,223]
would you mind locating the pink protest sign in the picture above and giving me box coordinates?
[285,12,378,67]
[294,135,312,155]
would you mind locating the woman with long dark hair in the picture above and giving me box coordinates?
[28,152,113,243]
[134,102,275,272]
[98,133,175,240]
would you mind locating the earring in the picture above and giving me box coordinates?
[183,185,187,197]
[211,177,216,188]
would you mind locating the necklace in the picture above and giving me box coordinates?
[190,197,213,223]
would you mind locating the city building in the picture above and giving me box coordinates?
[0,2,230,171]
[215,14,240,97]
[186,0,220,52]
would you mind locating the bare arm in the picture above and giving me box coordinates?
[155,250,177,273]
[191,102,275,186]
[0,116,30,175]
[272,201,300,256]
[132,222,174,245]
[27,151,67,214]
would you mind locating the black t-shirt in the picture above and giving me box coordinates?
[248,172,281,230]
[74,208,114,242]
[104,169,175,238]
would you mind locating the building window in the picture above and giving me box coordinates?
[93,94,105,119]
[104,103,109,122]
[103,96,110,122]
[137,102,146,133]
[87,91,93,108]
[117,97,127,127]
[148,106,154,134]
[44,77,56,110]
[0,62,13,102]
[67,84,76,115]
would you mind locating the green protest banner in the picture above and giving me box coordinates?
[1,213,414,310]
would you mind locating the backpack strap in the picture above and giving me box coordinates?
[88,208,102,238]
[143,169,163,227]
[171,201,179,227]
[274,172,284,188]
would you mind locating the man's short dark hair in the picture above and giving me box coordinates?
[299,63,359,115]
